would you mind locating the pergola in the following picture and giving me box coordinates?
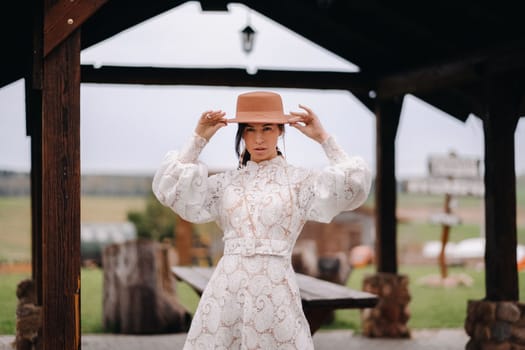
[2,1,524,348]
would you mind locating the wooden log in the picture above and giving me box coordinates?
[102,239,191,334]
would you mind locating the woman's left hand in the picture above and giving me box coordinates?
[289,104,330,143]
[194,110,227,141]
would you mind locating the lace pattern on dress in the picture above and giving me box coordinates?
[321,136,350,164]
[223,237,291,257]
[179,132,208,163]
[151,134,372,350]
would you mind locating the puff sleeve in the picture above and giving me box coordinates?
[152,133,224,224]
[303,136,372,223]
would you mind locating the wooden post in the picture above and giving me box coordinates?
[482,75,522,301]
[465,75,523,349]
[438,193,452,279]
[28,86,43,305]
[27,0,44,309]
[39,3,82,348]
[175,216,193,266]
[374,98,402,274]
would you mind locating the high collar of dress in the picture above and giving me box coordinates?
[245,155,286,170]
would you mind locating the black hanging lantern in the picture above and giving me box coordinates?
[240,24,256,54]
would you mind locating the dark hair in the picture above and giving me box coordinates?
[235,123,285,168]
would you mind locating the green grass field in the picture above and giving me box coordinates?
[330,265,513,331]
[0,196,146,262]
[174,264,514,332]
[0,197,32,263]
[0,177,524,334]
[3,265,523,334]
[0,273,29,333]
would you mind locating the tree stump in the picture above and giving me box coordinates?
[102,239,191,334]
[13,279,41,350]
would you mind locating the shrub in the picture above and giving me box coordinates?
[127,191,176,241]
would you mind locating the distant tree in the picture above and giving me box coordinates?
[127,191,177,241]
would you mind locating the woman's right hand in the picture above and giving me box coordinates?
[195,110,227,141]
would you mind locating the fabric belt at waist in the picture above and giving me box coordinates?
[223,238,291,257]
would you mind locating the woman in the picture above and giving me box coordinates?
[152,91,371,349]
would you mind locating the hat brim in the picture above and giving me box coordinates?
[227,114,291,124]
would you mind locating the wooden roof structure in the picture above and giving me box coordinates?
[2,1,525,348]
[4,1,525,117]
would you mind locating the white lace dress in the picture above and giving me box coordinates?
[152,133,371,350]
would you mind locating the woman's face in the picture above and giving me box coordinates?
[243,123,282,163]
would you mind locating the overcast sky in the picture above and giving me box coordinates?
[1,2,523,178]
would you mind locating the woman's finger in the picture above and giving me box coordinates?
[289,113,313,121]
[290,111,307,118]
[288,116,305,123]
[298,104,315,115]
[289,122,306,132]
[201,111,226,124]
[200,110,213,120]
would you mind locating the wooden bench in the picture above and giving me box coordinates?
[172,266,378,334]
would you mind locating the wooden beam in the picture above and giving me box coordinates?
[520,93,525,117]
[26,0,44,136]
[28,1,44,330]
[377,47,525,99]
[28,83,43,310]
[199,0,229,11]
[80,1,186,50]
[378,59,483,99]
[41,23,81,350]
[81,65,370,93]
[415,89,475,123]
[482,75,522,301]
[44,0,108,57]
[0,2,32,88]
[374,98,402,274]
[239,0,391,70]
[353,93,375,113]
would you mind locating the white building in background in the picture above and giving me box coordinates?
[81,222,137,265]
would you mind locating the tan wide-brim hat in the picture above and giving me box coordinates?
[227,91,291,124]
